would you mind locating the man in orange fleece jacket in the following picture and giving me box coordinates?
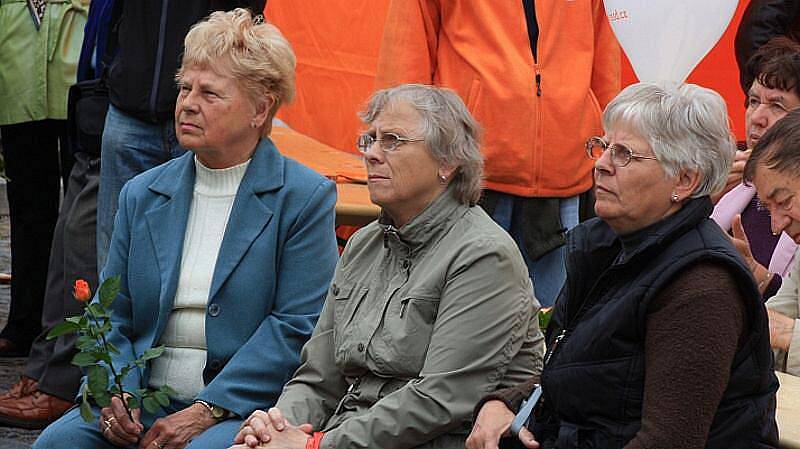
[376,0,621,306]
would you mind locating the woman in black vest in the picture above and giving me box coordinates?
[467,82,779,449]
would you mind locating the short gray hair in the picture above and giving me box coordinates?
[360,84,484,205]
[603,82,735,197]
[178,8,296,134]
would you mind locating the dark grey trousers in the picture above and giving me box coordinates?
[24,152,99,401]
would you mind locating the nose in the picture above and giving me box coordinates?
[180,89,200,114]
[770,210,791,236]
[749,103,772,130]
[361,138,384,166]
[594,146,615,176]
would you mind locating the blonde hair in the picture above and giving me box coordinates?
[178,8,296,134]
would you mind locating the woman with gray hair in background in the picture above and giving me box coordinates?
[230,84,545,449]
[33,8,339,449]
[467,82,778,449]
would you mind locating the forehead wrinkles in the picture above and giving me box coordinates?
[373,101,421,134]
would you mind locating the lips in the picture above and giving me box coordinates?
[368,174,390,181]
[595,184,614,196]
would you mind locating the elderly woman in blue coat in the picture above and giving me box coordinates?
[33,9,338,449]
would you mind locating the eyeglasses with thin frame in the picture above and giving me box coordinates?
[585,136,659,167]
[357,132,424,153]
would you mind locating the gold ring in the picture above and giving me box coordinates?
[104,416,116,426]
[103,423,112,433]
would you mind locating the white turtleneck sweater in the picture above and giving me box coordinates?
[148,156,250,401]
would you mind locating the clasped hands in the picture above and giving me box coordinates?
[230,408,313,449]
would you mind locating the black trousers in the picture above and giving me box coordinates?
[0,120,74,351]
[24,153,98,400]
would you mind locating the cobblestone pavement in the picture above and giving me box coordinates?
[0,210,44,447]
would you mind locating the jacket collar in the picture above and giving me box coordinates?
[614,196,714,266]
[148,138,285,197]
[379,185,468,255]
[144,138,283,316]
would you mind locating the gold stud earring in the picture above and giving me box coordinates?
[671,192,679,203]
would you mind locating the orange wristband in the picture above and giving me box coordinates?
[305,432,324,449]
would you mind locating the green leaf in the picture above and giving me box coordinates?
[538,307,553,333]
[93,391,111,408]
[141,346,165,361]
[87,366,109,393]
[142,396,160,414]
[75,335,97,351]
[46,321,80,340]
[79,399,94,423]
[79,316,89,328]
[126,395,140,410]
[153,391,170,407]
[72,352,97,367]
[134,359,146,369]
[87,303,106,319]
[99,276,121,308]
[109,384,121,395]
[96,352,112,365]
[106,341,120,355]
[66,316,83,325]
[158,385,179,397]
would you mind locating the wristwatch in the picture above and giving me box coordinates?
[193,399,230,420]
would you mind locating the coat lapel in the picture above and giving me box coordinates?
[145,154,195,320]
[208,139,285,301]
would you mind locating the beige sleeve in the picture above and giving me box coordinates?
[275,293,349,428]
[766,250,800,375]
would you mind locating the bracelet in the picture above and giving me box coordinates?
[758,271,774,292]
[305,432,325,449]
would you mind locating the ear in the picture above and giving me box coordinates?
[252,94,275,129]
[673,168,701,201]
[439,164,458,181]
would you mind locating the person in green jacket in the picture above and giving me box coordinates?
[231,84,545,449]
[0,0,89,356]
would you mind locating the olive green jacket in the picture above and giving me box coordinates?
[276,189,545,449]
[766,248,800,376]
[0,0,88,125]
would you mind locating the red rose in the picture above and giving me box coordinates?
[73,279,91,302]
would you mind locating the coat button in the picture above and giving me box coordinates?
[332,284,340,296]
[209,359,222,370]
[357,343,365,352]
[208,304,221,317]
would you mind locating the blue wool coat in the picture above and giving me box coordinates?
[98,137,338,417]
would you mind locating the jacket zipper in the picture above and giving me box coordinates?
[149,0,170,123]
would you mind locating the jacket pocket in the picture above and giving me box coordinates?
[381,295,441,373]
[332,282,368,348]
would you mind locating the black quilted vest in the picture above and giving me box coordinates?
[535,197,778,449]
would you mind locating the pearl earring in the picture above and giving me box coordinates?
[439,175,447,184]
[671,192,679,203]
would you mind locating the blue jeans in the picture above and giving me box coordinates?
[492,195,579,307]
[97,105,184,271]
[33,400,243,449]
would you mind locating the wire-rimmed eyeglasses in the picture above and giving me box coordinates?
[585,136,659,167]
[357,132,424,153]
